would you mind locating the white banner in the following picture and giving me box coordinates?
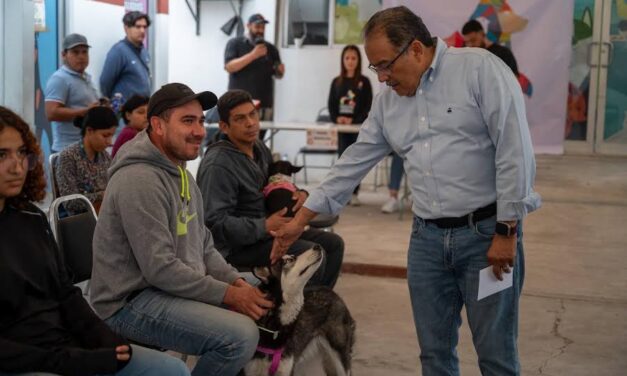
[383,0,573,154]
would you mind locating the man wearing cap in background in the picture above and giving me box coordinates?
[224,13,284,139]
[45,33,100,153]
[100,11,152,104]
[90,83,271,376]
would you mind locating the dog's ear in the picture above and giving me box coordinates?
[290,165,303,173]
[252,266,272,284]
[268,162,279,176]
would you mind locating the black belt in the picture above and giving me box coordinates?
[425,202,496,229]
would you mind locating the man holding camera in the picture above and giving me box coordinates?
[224,14,284,138]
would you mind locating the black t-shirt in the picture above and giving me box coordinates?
[225,36,281,108]
[327,76,373,124]
[487,43,519,76]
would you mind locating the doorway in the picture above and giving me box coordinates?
[566,0,627,156]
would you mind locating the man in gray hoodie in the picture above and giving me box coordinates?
[90,83,272,376]
[197,90,344,288]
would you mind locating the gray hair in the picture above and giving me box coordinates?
[363,6,434,50]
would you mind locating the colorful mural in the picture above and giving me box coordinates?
[565,0,594,141]
[334,0,382,44]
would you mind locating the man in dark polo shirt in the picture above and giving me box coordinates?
[224,13,284,138]
[462,19,519,77]
[100,11,152,102]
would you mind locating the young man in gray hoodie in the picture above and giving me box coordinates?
[197,90,344,288]
[90,83,272,376]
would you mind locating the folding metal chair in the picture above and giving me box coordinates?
[293,108,338,185]
[49,153,60,200]
[48,194,98,288]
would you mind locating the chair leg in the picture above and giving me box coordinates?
[293,154,300,183]
[303,153,308,185]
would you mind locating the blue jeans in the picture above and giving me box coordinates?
[338,132,360,194]
[0,344,189,376]
[407,215,524,376]
[389,153,404,191]
[105,288,259,376]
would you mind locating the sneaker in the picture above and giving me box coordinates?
[381,197,400,213]
[349,194,361,206]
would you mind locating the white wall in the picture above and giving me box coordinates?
[167,0,276,96]
[0,1,5,106]
[273,45,380,181]
[66,0,125,94]
[167,0,380,182]
[153,12,169,90]
[1,0,35,126]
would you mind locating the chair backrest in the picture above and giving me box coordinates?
[48,153,60,199]
[48,194,98,284]
[316,107,331,123]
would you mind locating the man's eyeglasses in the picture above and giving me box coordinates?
[0,150,38,171]
[368,40,414,75]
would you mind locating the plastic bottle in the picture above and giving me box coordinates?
[111,93,124,114]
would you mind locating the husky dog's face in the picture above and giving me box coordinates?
[254,245,324,296]
[280,246,323,294]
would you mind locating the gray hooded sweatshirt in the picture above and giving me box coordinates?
[90,131,241,319]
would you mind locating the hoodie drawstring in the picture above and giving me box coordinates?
[177,165,191,203]
[176,165,195,236]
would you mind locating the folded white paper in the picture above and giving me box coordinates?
[478,265,513,301]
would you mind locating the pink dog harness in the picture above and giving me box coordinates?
[255,345,284,375]
[263,175,297,197]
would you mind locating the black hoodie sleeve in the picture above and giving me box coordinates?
[199,164,268,248]
[327,78,340,123]
[352,76,373,124]
[0,337,120,376]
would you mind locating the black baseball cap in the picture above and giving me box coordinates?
[248,13,269,24]
[148,83,218,119]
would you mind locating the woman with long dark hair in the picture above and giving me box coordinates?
[327,45,373,206]
[0,106,189,376]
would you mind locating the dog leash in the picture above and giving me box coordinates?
[256,345,284,375]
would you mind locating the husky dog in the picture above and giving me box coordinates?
[263,161,303,217]
[245,246,355,376]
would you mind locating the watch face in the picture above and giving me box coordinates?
[495,222,511,236]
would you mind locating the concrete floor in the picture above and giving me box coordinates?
[323,154,627,375]
[181,154,627,375]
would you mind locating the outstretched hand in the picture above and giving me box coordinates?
[265,207,290,234]
[270,219,306,264]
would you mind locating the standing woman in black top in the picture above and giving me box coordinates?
[0,106,190,376]
[327,44,373,206]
